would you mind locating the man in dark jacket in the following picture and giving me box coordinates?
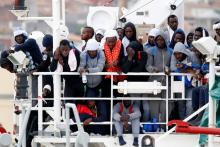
[121,41,147,81]
[50,39,83,98]
[13,28,43,69]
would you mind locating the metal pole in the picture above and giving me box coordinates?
[208,59,216,147]
[38,75,43,136]
[21,106,26,147]
[17,106,32,147]
[65,106,70,147]
[52,0,62,137]
[62,0,65,25]
[110,75,113,136]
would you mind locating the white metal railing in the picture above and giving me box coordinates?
[14,72,208,146]
[32,72,200,134]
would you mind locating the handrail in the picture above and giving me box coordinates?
[17,105,32,147]
[33,71,194,76]
[156,103,209,144]
[65,103,89,147]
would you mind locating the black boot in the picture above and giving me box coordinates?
[118,136,126,146]
[133,137,139,146]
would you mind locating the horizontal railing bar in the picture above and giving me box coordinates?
[33,72,194,76]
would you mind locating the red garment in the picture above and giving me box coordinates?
[104,40,126,82]
[77,104,97,118]
[120,102,133,114]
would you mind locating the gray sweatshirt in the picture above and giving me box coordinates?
[170,42,193,72]
[78,50,105,88]
[113,102,141,121]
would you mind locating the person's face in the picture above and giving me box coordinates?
[168,17,178,31]
[216,28,220,36]
[106,37,117,49]
[15,34,25,44]
[125,27,134,39]
[87,50,97,58]
[95,34,103,42]
[155,36,166,49]
[43,88,50,97]
[194,31,203,41]
[123,100,131,108]
[148,36,155,46]
[116,28,124,39]
[81,28,90,41]
[87,100,95,107]
[174,52,185,62]
[187,35,194,44]
[174,33,184,44]
[60,45,70,57]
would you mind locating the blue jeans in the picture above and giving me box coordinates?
[86,86,100,97]
[192,86,209,111]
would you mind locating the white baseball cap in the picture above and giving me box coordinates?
[96,29,104,36]
[43,84,51,92]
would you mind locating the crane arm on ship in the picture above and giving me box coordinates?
[168,120,220,135]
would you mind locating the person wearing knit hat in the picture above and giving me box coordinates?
[78,39,105,97]
[13,27,28,44]
[213,20,220,45]
[95,29,104,43]
[143,28,159,52]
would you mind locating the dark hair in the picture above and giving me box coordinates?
[124,22,137,41]
[167,14,177,22]
[195,27,209,37]
[43,34,53,47]
[84,26,95,38]
[59,39,70,48]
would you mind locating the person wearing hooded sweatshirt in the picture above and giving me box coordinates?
[78,39,106,97]
[122,22,137,56]
[13,28,43,69]
[169,28,186,49]
[146,29,173,129]
[113,100,141,146]
[170,42,195,120]
[143,28,159,53]
[186,32,194,49]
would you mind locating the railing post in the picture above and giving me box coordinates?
[110,74,113,136]
[38,75,43,136]
[65,105,70,147]
[53,74,61,136]
[208,59,216,147]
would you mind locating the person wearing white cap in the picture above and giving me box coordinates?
[95,29,104,43]
[213,20,220,45]
[78,39,105,97]
[143,28,159,52]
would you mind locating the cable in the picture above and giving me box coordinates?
[121,0,156,18]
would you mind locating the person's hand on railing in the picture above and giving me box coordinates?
[164,66,170,75]
[83,118,92,126]
[79,68,88,76]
